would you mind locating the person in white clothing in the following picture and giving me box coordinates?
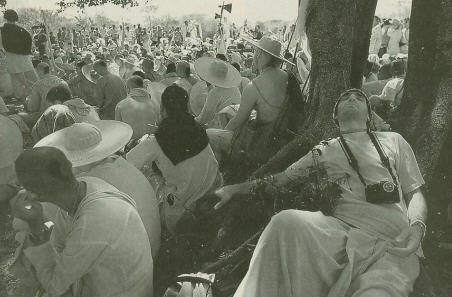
[9,147,153,297]
[215,88,427,297]
[369,16,382,55]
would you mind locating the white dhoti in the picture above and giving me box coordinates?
[234,210,419,297]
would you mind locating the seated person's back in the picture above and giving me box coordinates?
[252,68,288,124]
[193,57,242,126]
[115,75,159,139]
[127,85,221,233]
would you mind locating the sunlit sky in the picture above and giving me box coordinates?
[7,0,411,24]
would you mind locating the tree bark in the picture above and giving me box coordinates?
[390,0,452,191]
[350,0,378,88]
[254,0,377,177]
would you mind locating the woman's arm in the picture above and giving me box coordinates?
[225,84,256,131]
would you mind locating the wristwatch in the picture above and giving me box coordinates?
[410,220,426,240]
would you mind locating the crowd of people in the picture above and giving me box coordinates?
[0,7,427,297]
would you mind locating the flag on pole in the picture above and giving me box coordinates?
[218,3,232,13]
[215,13,221,19]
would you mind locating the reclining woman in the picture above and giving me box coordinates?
[127,84,222,234]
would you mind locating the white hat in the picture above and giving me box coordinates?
[194,57,241,88]
[0,115,23,169]
[229,52,242,64]
[34,121,132,167]
[123,54,141,67]
[81,64,96,84]
[242,36,295,66]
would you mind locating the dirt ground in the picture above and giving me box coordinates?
[0,205,17,297]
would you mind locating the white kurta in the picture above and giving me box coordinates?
[234,132,424,297]
[24,176,154,297]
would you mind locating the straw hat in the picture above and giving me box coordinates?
[123,54,141,67]
[0,115,23,169]
[34,121,132,168]
[81,64,96,84]
[194,57,241,88]
[229,52,242,65]
[242,36,295,66]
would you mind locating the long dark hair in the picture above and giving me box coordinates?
[155,84,209,165]
[160,84,190,117]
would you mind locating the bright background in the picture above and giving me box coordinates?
[6,0,412,24]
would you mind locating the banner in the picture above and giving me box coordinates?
[218,3,232,13]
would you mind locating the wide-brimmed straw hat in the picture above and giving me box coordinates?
[81,64,96,83]
[242,36,295,66]
[0,115,23,169]
[122,54,141,67]
[194,57,241,88]
[34,121,132,167]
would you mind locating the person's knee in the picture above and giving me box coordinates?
[354,288,391,297]
[269,209,313,231]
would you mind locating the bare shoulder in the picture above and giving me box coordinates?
[242,80,259,102]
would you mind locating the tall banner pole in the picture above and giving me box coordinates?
[41,10,56,71]
[122,18,125,47]
[220,1,225,24]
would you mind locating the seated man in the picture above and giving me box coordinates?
[115,75,160,139]
[215,89,427,297]
[122,54,142,81]
[369,60,405,118]
[93,59,127,120]
[9,147,154,297]
[175,60,198,94]
[21,62,67,126]
[67,60,97,106]
[141,58,161,82]
[193,57,242,128]
[32,84,99,142]
[160,62,180,87]
[34,120,161,259]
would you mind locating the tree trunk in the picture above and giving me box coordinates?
[254,0,377,177]
[390,0,452,192]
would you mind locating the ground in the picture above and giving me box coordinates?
[0,206,17,297]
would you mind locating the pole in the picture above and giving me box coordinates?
[290,42,299,72]
[41,10,56,72]
[219,1,225,26]
[121,18,125,47]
